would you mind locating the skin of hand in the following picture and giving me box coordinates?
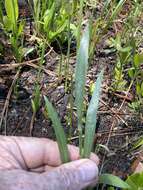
[0,136,99,190]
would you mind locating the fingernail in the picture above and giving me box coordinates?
[77,160,98,183]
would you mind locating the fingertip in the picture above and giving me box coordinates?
[90,153,100,165]
[68,144,80,161]
[68,145,99,166]
[61,159,99,188]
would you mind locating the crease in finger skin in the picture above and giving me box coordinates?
[12,138,29,170]
[41,159,99,190]
[30,165,56,173]
[0,169,42,190]
[0,138,25,170]
[0,136,30,170]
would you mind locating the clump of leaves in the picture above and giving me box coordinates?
[1,0,24,61]
[30,41,46,136]
[106,0,143,111]
[107,33,131,91]
[109,33,143,111]
[29,0,77,44]
[43,24,130,189]
[89,0,127,58]
[128,53,143,111]
[44,25,103,161]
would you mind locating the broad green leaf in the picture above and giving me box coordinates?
[134,53,143,68]
[136,83,141,96]
[17,21,25,37]
[5,0,18,24]
[43,3,55,31]
[128,68,135,78]
[49,20,67,41]
[3,16,13,31]
[70,23,77,38]
[83,70,103,158]
[75,24,90,124]
[99,174,130,189]
[120,46,132,53]
[125,172,143,190]
[44,96,69,163]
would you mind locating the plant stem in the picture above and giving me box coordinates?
[68,75,74,144]
[65,15,71,91]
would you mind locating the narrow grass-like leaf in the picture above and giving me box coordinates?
[133,137,143,150]
[77,0,84,47]
[102,0,112,13]
[44,96,70,163]
[99,174,131,189]
[110,0,126,22]
[83,70,103,158]
[75,25,90,152]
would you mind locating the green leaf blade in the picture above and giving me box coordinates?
[110,0,126,22]
[44,96,70,163]
[99,174,131,189]
[125,172,143,190]
[5,0,18,23]
[83,70,103,158]
[75,25,90,120]
[75,24,90,153]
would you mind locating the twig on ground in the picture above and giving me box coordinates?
[0,70,21,134]
[99,120,117,174]
[29,112,36,136]
[118,80,134,111]
[0,48,56,76]
[100,99,128,126]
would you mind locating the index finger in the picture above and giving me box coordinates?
[0,136,99,170]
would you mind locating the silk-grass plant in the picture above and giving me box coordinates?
[44,24,103,163]
[44,24,131,189]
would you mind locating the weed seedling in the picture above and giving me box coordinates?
[1,0,24,62]
[30,41,46,135]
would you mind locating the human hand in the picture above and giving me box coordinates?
[0,136,99,190]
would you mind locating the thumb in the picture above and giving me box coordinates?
[41,159,99,190]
